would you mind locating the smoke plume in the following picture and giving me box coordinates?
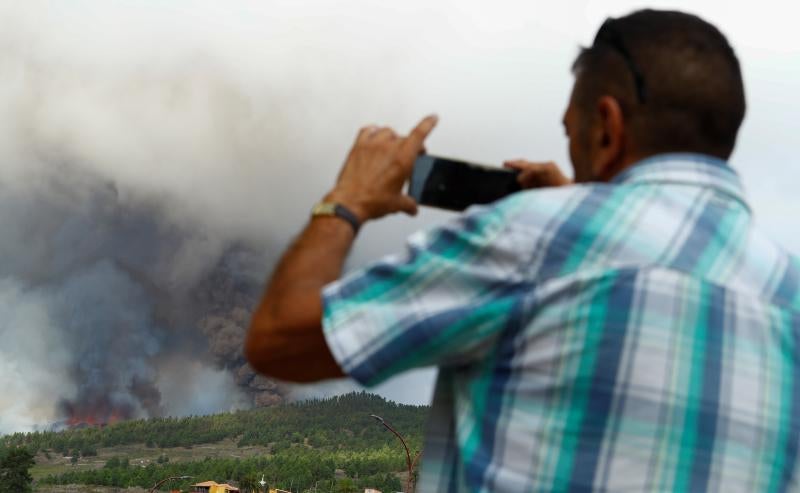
[0,0,537,432]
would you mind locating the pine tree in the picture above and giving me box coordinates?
[0,447,35,493]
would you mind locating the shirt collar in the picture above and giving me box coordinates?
[611,153,750,211]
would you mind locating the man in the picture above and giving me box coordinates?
[246,9,800,492]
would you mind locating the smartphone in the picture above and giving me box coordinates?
[408,154,521,211]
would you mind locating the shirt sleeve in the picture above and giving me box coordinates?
[321,198,534,387]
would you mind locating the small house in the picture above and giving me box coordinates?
[192,480,240,493]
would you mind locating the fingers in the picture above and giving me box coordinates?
[502,160,570,189]
[356,125,379,144]
[356,125,398,144]
[503,159,528,171]
[517,169,543,188]
[372,127,398,143]
[502,160,556,172]
[503,160,547,186]
[357,115,437,153]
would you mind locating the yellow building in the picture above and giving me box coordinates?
[192,480,240,493]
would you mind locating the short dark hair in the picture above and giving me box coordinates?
[572,10,746,159]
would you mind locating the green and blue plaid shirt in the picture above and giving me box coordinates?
[322,153,800,492]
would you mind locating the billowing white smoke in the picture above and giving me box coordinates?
[0,0,563,432]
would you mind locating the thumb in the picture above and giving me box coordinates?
[393,195,419,216]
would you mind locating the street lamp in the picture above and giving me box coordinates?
[148,475,193,493]
[369,414,421,493]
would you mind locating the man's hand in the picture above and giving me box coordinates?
[325,115,439,222]
[503,160,572,189]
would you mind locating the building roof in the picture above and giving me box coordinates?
[193,481,218,487]
[191,481,239,492]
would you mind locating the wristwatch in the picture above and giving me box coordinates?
[310,201,361,234]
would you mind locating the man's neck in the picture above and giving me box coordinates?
[597,152,647,182]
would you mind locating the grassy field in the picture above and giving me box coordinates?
[32,438,271,481]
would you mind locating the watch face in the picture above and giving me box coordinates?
[312,202,337,215]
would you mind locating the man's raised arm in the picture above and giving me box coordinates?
[244,115,438,382]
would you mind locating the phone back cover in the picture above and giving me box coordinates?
[410,155,521,211]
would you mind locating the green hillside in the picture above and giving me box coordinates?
[1,392,429,492]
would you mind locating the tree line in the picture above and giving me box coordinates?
[1,392,427,454]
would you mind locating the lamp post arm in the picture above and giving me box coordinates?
[149,477,171,493]
[370,415,411,470]
[370,414,415,492]
[149,475,192,493]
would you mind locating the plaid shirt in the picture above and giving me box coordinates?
[322,153,800,492]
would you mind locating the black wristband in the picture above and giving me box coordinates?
[332,203,361,234]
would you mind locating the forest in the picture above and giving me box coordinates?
[0,392,429,492]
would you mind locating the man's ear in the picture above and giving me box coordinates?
[591,95,627,181]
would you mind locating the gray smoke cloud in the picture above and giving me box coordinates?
[1,0,797,433]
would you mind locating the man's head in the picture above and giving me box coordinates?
[564,9,746,182]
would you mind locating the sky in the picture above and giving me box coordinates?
[0,0,798,413]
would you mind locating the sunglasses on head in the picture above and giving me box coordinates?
[593,18,647,104]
